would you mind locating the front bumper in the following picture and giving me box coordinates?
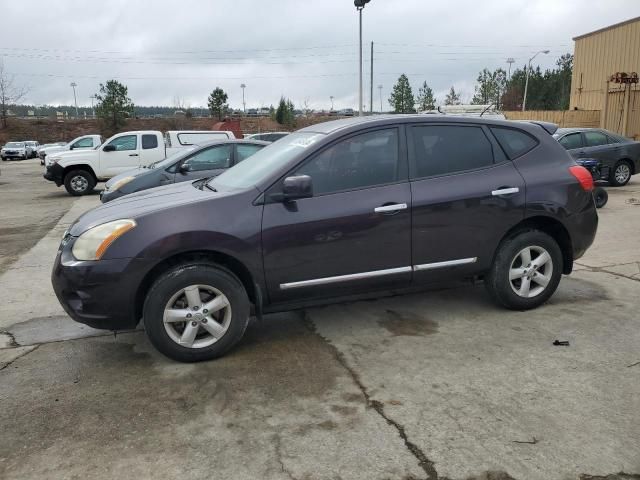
[43,163,64,186]
[2,152,26,158]
[99,188,125,203]
[52,237,154,330]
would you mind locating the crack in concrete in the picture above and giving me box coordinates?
[0,330,20,347]
[302,312,439,480]
[273,434,299,480]
[575,263,640,283]
[0,344,39,371]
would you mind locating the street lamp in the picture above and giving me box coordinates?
[354,0,371,117]
[378,84,383,113]
[330,95,334,110]
[522,50,549,111]
[506,57,515,80]
[240,83,246,113]
[70,82,79,118]
[89,94,98,118]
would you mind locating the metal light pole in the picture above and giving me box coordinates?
[240,83,246,113]
[522,50,549,111]
[378,84,383,113]
[89,95,96,118]
[330,96,334,110]
[354,0,371,117]
[70,82,78,118]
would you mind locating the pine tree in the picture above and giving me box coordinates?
[95,80,134,131]
[389,74,415,113]
[444,86,461,105]
[416,81,436,111]
[207,87,228,120]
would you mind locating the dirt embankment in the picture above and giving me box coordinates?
[0,115,338,144]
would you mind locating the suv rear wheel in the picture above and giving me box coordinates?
[485,229,563,310]
[64,170,95,196]
[143,263,250,362]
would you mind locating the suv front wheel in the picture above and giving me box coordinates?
[64,170,95,196]
[143,263,250,362]
[485,229,563,310]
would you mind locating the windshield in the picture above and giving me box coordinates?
[209,132,324,190]
[148,147,195,169]
[5,142,24,148]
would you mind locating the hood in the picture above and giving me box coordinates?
[55,148,99,163]
[104,166,150,188]
[69,181,224,236]
[41,145,68,155]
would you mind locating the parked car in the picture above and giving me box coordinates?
[553,127,640,186]
[39,135,102,164]
[52,115,598,362]
[24,140,40,158]
[38,143,67,165]
[44,130,185,196]
[164,130,235,149]
[244,132,290,142]
[100,139,268,203]
[1,142,28,160]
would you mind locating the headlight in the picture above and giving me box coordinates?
[50,156,61,164]
[110,176,135,191]
[72,219,136,261]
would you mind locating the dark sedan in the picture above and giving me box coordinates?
[553,128,640,186]
[100,139,268,203]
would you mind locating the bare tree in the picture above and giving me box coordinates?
[0,60,28,128]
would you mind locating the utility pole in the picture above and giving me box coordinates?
[370,41,373,114]
[240,83,246,113]
[89,94,96,118]
[354,0,371,117]
[378,84,383,113]
[330,96,334,111]
[70,82,78,118]
[506,58,515,80]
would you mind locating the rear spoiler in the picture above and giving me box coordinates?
[517,120,558,135]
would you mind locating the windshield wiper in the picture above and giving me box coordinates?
[204,182,217,192]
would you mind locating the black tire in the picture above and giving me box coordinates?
[485,229,563,310]
[143,263,250,362]
[64,169,95,196]
[609,160,632,187]
[593,187,608,208]
[1,157,6,161]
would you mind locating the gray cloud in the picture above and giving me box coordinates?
[2,0,640,110]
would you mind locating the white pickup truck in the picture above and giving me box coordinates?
[44,131,171,195]
[39,135,103,164]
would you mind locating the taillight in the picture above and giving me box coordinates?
[569,165,594,192]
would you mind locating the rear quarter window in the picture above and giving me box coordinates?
[490,127,538,159]
[142,134,159,149]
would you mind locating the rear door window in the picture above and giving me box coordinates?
[236,144,264,162]
[142,134,158,150]
[584,131,610,147]
[490,127,538,159]
[558,133,583,150]
[409,125,496,178]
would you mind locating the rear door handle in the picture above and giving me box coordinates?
[491,187,519,196]
[374,203,407,214]
[129,153,139,157]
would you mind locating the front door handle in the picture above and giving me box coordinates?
[491,187,519,196]
[374,203,407,214]
[129,153,139,157]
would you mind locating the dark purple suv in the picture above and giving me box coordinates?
[52,116,598,362]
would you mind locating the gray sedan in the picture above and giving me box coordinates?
[100,139,268,203]
[553,128,640,186]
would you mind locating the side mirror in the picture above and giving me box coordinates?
[69,145,75,150]
[103,145,116,152]
[179,163,192,174]
[282,175,313,201]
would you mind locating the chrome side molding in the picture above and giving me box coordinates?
[413,257,478,271]
[280,266,412,290]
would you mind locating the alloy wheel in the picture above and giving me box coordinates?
[163,284,232,348]
[615,163,631,184]
[70,175,89,193]
[508,246,553,298]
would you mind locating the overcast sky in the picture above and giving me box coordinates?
[2,0,640,111]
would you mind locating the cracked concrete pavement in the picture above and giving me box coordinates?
[1,159,639,479]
